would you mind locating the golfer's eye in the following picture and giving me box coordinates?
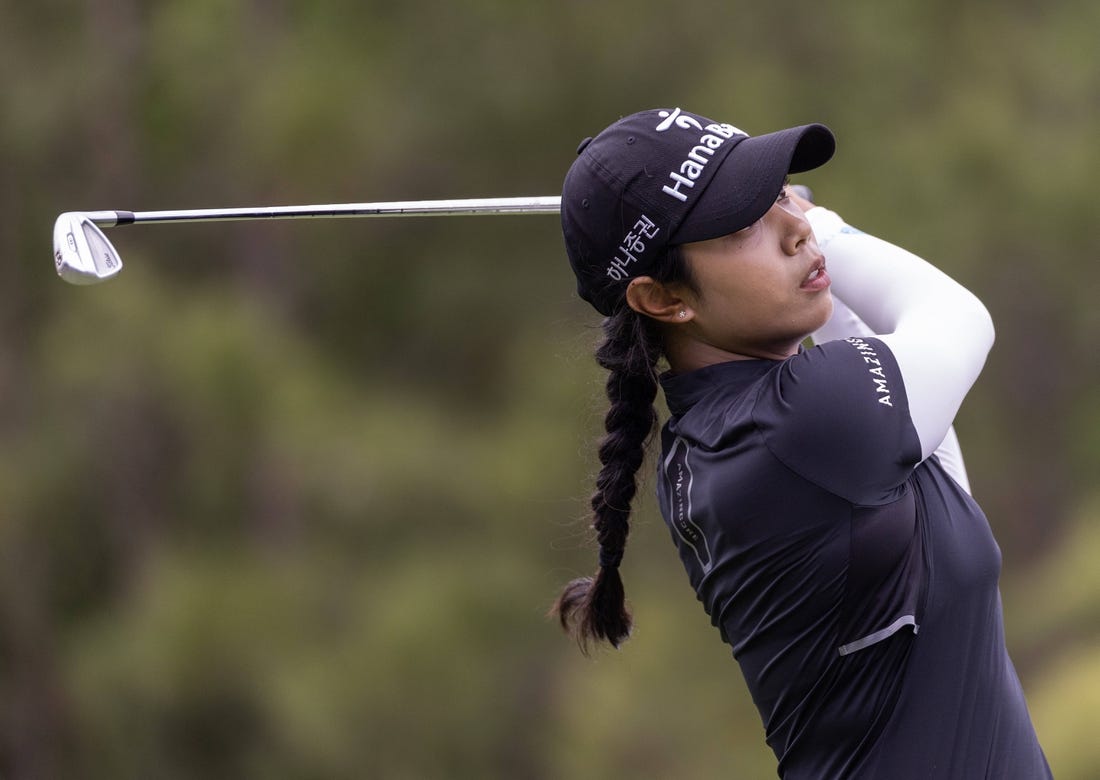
[776,177,792,203]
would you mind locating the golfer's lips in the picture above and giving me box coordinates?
[801,255,830,291]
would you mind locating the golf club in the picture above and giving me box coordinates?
[53,195,562,285]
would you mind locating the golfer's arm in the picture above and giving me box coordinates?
[812,295,972,493]
[806,207,994,464]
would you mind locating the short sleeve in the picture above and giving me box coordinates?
[754,337,922,505]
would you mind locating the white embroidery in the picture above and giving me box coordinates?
[653,109,748,203]
[846,338,894,407]
[604,215,661,280]
[656,107,704,132]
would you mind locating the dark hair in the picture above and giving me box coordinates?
[551,245,694,653]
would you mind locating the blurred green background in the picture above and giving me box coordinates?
[3,0,1099,777]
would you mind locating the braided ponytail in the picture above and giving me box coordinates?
[552,307,663,652]
[552,243,693,653]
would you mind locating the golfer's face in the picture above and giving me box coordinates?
[678,189,833,361]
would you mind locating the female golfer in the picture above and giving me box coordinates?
[553,107,1051,778]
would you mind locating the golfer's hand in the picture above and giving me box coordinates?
[788,184,816,213]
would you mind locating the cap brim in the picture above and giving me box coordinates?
[670,124,835,245]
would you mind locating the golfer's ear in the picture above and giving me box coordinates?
[625,277,690,323]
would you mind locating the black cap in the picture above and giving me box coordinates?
[561,108,835,316]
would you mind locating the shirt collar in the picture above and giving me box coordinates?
[661,359,779,417]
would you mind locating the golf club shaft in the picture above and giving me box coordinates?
[83,196,562,228]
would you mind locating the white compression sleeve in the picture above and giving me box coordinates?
[811,292,972,494]
[806,207,994,463]
[932,427,972,494]
[811,292,875,346]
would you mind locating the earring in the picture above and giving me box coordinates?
[677,310,687,319]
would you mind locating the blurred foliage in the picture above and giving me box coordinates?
[1,0,1098,777]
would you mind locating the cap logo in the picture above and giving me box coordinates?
[656,107,703,132]
[604,215,661,281]
[657,111,749,203]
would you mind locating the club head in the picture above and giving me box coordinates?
[53,212,123,284]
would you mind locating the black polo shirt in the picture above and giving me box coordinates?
[656,337,1050,779]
